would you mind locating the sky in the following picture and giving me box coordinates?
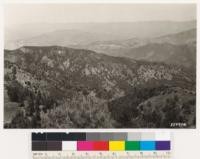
[4,3,196,27]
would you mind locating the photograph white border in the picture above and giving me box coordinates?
[0,1,199,158]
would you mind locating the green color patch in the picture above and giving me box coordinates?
[125,141,140,150]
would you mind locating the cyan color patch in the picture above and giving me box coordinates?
[140,141,155,150]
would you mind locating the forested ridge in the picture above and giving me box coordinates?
[4,46,196,128]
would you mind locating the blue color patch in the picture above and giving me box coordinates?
[140,141,156,150]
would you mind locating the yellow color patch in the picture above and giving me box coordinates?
[109,141,125,151]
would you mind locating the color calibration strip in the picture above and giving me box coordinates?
[32,132,171,151]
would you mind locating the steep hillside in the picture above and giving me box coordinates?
[124,43,196,69]
[4,46,196,128]
[151,28,196,45]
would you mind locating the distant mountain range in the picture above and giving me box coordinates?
[5,20,196,50]
[5,21,196,69]
[85,28,196,69]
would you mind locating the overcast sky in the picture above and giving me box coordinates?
[5,4,196,27]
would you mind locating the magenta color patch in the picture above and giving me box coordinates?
[77,141,93,150]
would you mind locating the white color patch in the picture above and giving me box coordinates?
[62,141,77,151]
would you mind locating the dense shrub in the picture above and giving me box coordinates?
[9,111,31,128]
[41,94,115,128]
[6,81,28,102]
[108,84,167,127]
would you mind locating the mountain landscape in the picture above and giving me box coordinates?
[5,20,196,50]
[6,22,196,70]
[3,7,197,129]
[84,29,196,69]
[4,43,196,128]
